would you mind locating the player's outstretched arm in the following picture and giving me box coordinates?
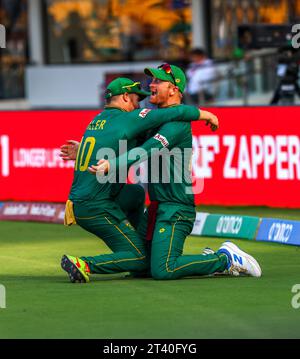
[87,110,220,177]
[129,104,219,138]
[88,122,181,177]
[59,140,79,161]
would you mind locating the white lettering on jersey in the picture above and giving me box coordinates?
[154,134,169,148]
[139,109,151,118]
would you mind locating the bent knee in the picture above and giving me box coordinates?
[151,267,175,280]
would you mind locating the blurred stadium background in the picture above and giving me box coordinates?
[0,0,300,339]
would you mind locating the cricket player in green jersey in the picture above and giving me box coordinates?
[94,65,262,280]
[60,77,220,283]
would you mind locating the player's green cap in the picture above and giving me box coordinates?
[144,63,186,93]
[104,77,150,101]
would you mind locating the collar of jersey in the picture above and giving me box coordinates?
[158,104,181,108]
[104,106,127,112]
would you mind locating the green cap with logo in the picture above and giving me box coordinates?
[144,64,187,93]
[104,77,150,101]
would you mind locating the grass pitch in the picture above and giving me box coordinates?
[0,206,300,339]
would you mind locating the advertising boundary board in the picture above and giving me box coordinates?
[1,202,299,246]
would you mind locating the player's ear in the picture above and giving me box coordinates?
[169,84,178,96]
[123,92,130,102]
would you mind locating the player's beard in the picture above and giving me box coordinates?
[150,91,169,107]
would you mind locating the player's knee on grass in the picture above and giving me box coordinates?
[151,266,176,280]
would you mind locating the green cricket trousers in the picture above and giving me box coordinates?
[138,202,228,280]
[73,184,148,274]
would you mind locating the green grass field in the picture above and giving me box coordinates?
[0,206,300,339]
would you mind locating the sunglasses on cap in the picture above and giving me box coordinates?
[158,63,177,86]
[122,82,141,90]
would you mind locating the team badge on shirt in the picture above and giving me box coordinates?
[139,108,151,118]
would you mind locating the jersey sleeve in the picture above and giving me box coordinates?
[114,122,183,172]
[126,105,200,139]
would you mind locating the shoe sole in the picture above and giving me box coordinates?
[61,255,88,283]
[222,242,262,277]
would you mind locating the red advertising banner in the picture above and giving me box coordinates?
[191,107,300,208]
[0,110,98,202]
[0,107,300,208]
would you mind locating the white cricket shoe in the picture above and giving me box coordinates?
[218,241,262,277]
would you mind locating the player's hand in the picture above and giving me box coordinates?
[205,114,219,132]
[199,110,219,131]
[60,140,79,161]
[88,159,110,176]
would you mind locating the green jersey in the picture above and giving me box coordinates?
[147,121,194,206]
[69,105,200,208]
[115,105,198,206]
